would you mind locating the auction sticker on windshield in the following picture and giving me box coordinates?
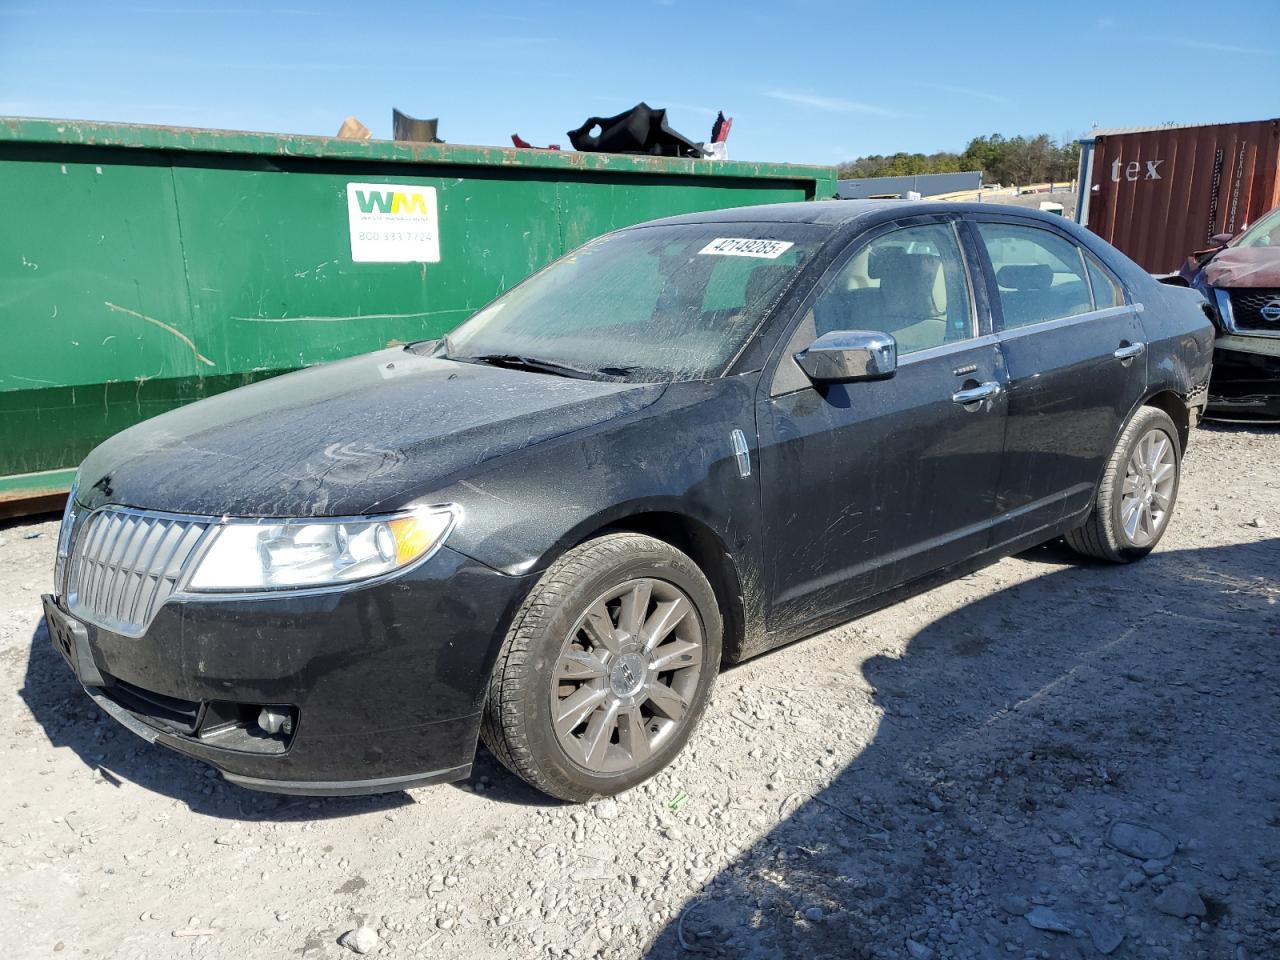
[698,237,795,259]
[346,182,441,263]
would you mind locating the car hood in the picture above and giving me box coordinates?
[77,347,665,517]
[1203,246,1280,288]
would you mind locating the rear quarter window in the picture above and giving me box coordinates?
[1085,253,1124,309]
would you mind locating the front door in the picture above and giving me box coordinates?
[969,218,1148,546]
[757,219,1008,638]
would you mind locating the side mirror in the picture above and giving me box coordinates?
[794,330,897,384]
[1210,232,1234,247]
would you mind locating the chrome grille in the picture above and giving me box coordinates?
[1229,288,1280,333]
[67,508,211,635]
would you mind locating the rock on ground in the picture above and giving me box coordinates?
[1154,882,1207,918]
[338,926,378,954]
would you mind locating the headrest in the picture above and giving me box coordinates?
[901,252,941,276]
[996,264,1052,291]
[867,245,907,280]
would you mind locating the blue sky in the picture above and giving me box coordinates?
[1,0,1277,166]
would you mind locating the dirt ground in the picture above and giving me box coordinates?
[1,422,1276,960]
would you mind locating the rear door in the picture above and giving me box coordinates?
[968,217,1147,546]
[757,217,1008,635]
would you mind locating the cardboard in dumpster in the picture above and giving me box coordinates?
[336,116,371,140]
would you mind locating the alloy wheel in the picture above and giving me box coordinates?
[1120,428,1177,547]
[550,577,704,774]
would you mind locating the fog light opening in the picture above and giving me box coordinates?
[256,706,293,737]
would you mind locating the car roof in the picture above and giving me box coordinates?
[640,199,1077,231]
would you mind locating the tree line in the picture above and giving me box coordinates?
[839,133,1081,187]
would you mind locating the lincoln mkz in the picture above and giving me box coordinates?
[44,201,1215,800]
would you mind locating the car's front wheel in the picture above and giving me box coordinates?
[481,532,721,801]
[1065,405,1182,562]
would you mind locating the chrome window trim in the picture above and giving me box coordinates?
[771,303,1143,387]
[994,303,1144,343]
[898,333,999,367]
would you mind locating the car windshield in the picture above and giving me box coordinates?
[1237,207,1280,248]
[441,223,826,382]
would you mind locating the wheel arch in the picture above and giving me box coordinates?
[573,509,752,667]
[1075,388,1190,532]
[1139,389,1191,453]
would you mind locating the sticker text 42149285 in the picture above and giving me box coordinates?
[698,237,795,259]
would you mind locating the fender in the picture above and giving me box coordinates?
[433,376,765,581]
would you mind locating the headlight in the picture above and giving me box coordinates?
[54,477,81,592]
[185,506,457,592]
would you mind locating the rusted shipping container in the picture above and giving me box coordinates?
[1076,119,1280,273]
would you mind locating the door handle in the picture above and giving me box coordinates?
[1113,342,1146,361]
[951,381,1002,405]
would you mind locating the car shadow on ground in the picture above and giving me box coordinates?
[449,747,571,808]
[19,620,413,821]
[1200,418,1280,432]
[642,538,1279,959]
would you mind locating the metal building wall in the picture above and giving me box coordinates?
[837,172,982,199]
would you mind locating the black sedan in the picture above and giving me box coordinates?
[44,200,1215,801]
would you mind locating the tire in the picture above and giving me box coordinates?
[481,532,722,802]
[1064,405,1182,563]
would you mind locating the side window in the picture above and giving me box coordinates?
[809,223,974,356]
[1084,252,1124,309]
[976,223,1093,330]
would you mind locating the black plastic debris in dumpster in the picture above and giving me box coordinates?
[568,102,703,158]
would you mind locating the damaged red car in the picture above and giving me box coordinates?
[1181,205,1280,421]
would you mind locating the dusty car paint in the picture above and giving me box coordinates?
[77,351,666,519]
[49,200,1215,794]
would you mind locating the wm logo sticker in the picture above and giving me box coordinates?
[346,181,440,263]
[354,189,430,215]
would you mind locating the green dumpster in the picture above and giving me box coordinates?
[0,117,836,515]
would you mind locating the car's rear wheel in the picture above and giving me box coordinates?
[481,532,721,801]
[1064,405,1181,562]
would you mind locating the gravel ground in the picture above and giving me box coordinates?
[1,423,1277,960]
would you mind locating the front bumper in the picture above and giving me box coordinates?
[44,545,532,795]
[1206,338,1280,421]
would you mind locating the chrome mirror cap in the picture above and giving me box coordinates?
[794,330,897,384]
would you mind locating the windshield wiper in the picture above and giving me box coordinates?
[458,353,633,381]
